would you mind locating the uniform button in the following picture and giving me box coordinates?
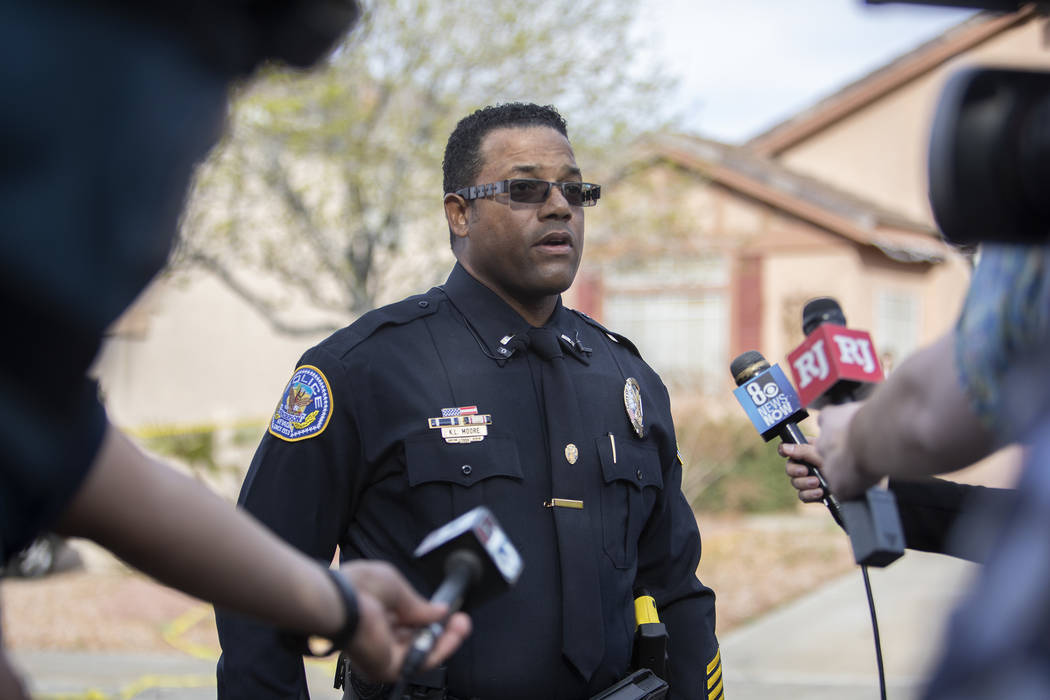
[636,469,643,480]
[461,464,472,476]
[418,300,430,308]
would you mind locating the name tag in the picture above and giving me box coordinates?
[441,425,488,441]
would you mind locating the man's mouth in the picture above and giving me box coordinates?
[536,232,573,251]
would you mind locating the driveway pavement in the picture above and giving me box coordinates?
[10,550,978,699]
[721,550,978,700]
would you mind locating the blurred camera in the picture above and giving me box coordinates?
[868,1,1049,244]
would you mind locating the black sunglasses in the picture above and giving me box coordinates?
[455,178,601,207]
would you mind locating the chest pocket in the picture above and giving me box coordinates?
[595,435,663,570]
[403,434,523,524]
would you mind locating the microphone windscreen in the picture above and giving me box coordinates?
[802,297,847,335]
[730,351,770,386]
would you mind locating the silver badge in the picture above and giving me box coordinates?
[624,378,644,438]
[565,443,579,464]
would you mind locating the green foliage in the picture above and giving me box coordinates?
[676,410,800,514]
[140,422,267,479]
[143,429,218,474]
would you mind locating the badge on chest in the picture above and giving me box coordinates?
[624,377,645,438]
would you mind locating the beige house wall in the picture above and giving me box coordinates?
[761,247,860,366]
[95,272,330,433]
[764,248,969,365]
[775,17,1050,225]
[589,161,968,402]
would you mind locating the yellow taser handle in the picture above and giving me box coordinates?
[634,594,660,629]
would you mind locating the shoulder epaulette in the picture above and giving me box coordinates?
[327,289,442,356]
[571,309,641,357]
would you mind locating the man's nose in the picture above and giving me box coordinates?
[540,184,572,218]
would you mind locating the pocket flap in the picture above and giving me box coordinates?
[404,434,522,488]
[594,435,663,490]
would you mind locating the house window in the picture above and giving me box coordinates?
[875,290,920,373]
[601,256,729,391]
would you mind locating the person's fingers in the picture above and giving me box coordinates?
[340,560,471,680]
[790,475,821,491]
[780,441,823,464]
[347,592,397,681]
[418,611,472,670]
[798,487,826,503]
[343,561,447,627]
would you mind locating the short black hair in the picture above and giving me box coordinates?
[442,102,569,196]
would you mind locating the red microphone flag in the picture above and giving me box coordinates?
[787,323,885,408]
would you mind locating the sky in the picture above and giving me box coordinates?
[632,0,978,143]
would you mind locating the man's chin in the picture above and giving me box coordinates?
[532,270,577,297]
[531,259,579,290]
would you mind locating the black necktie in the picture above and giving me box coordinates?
[527,326,604,681]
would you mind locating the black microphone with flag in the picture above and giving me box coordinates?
[399,506,523,679]
[788,297,884,409]
[783,297,905,567]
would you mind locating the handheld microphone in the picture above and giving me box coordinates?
[788,297,884,409]
[399,506,523,679]
[786,298,904,567]
[730,351,844,527]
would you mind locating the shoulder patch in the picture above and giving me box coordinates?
[571,309,642,357]
[269,365,333,442]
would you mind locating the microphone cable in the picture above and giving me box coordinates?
[861,565,888,700]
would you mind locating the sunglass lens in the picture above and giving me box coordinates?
[508,180,548,203]
[561,183,584,206]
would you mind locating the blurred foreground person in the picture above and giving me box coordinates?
[782,442,1014,563]
[0,2,468,697]
[781,242,1050,698]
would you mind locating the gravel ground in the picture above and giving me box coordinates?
[1,509,852,654]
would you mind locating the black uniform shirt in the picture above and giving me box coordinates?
[216,263,719,700]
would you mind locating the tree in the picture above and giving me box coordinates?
[173,0,673,335]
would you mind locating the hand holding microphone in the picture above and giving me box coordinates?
[786,297,887,500]
[814,402,879,499]
[337,560,473,682]
[340,507,521,699]
[398,506,522,680]
[732,297,903,566]
[784,297,904,566]
[730,350,845,527]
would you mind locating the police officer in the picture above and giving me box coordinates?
[216,102,721,700]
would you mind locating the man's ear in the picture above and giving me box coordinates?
[443,193,470,243]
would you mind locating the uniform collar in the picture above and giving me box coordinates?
[440,263,591,364]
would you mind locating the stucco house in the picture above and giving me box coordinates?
[96,6,1048,441]
[576,5,1046,400]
